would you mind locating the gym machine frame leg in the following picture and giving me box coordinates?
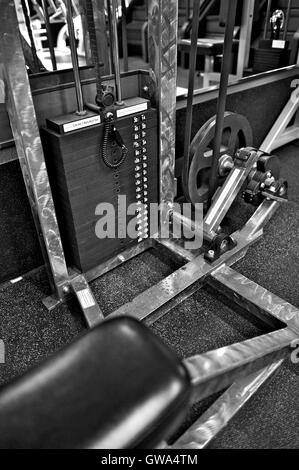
[148,0,178,213]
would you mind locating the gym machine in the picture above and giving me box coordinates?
[0,0,298,448]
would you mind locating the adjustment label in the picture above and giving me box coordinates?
[116,102,148,118]
[77,289,96,309]
[63,115,102,133]
[272,40,285,49]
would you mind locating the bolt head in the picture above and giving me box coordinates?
[62,285,70,294]
[208,250,215,258]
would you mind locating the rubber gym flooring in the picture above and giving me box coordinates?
[0,142,298,448]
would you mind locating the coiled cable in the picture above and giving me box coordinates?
[102,118,128,169]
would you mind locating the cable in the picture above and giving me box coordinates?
[86,0,105,105]
[182,0,202,202]
[208,0,238,205]
[101,117,127,169]
[21,0,41,72]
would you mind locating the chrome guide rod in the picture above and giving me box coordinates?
[210,265,299,335]
[65,0,85,114]
[108,0,123,105]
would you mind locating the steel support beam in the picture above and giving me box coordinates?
[210,265,299,335]
[109,227,261,322]
[1,0,69,298]
[171,360,283,449]
[184,328,296,404]
[148,0,178,211]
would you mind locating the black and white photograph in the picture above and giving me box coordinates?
[0,0,298,453]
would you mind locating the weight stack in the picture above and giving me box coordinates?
[41,107,158,273]
[253,39,289,73]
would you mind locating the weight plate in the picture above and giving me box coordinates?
[186,112,253,204]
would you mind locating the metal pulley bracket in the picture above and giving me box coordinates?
[203,147,286,264]
[186,112,253,205]
[96,85,116,109]
[242,152,288,205]
[203,147,261,262]
[203,147,260,236]
[204,233,237,263]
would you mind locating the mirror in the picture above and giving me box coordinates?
[177,0,299,91]
[15,0,299,90]
[15,0,89,73]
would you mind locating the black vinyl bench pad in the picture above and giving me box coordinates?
[0,317,191,449]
